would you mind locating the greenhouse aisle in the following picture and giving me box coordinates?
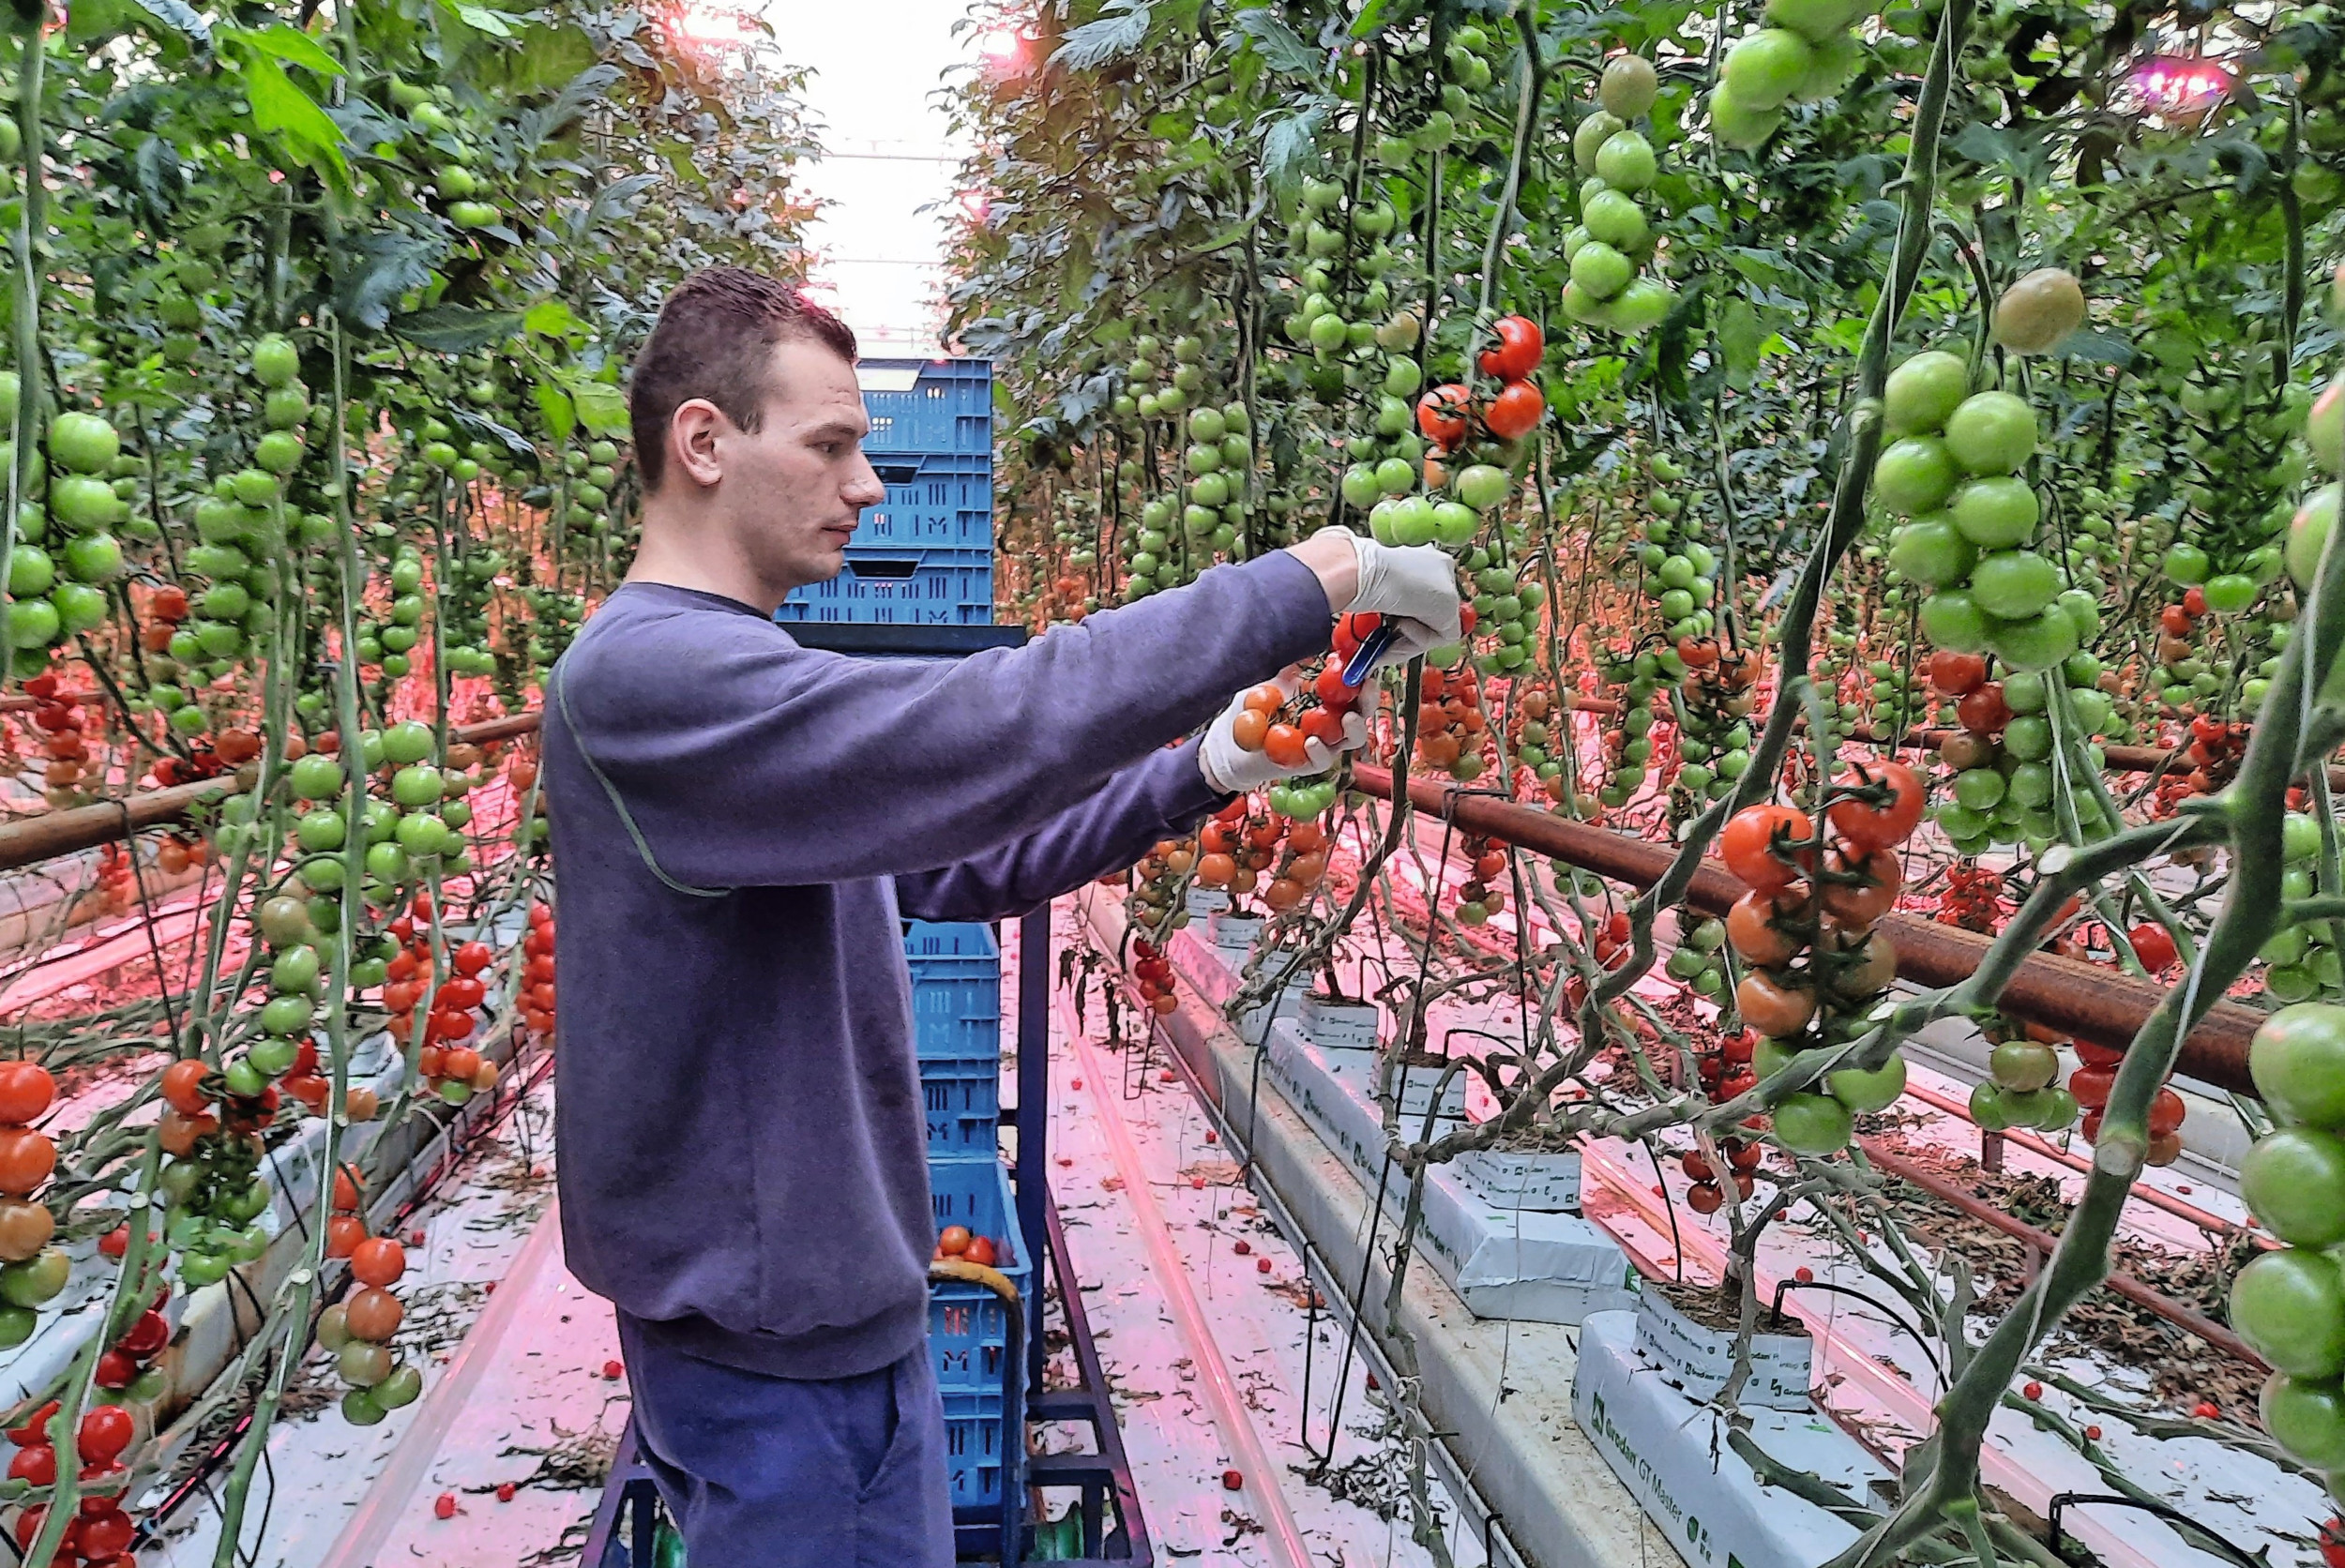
[130,908,1477,1567]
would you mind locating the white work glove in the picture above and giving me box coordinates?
[1321,527,1465,667]
[1198,670,1371,793]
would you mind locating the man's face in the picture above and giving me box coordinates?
[718,339,886,597]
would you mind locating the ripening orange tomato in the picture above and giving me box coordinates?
[1736,972,1817,1038]
[1719,805,1812,891]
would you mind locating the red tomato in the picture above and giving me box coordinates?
[0,1064,53,1128]
[1826,761,1924,852]
[1957,684,2010,735]
[452,942,493,976]
[160,1059,210,1118]
[1483,379,1547,441]
[1718,805,1812,891]
[1314,667,1360,710]
[1299,708,1349,747]
[117,1310,168,1359]
[349,1237,407,1288]
[963,1235,998,1267]
[1478,314,1544,381]
[2127,922,2179,972]
[1263,724,1309,768]
[2183,586,2207,617]
[2067,1064,2116,1110]
[0,1130,55,1198]
[1928,650,1987,694]
[2161,604,2194,636]
[2148,1087,2186,1137]
[1416,384,1471,445]
[7,1444,52,1485]
[76,1406,132,1466]
[937,1225,972,1257]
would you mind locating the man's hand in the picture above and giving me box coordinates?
[1198,671,1370,794]
[1288,528,1463,666]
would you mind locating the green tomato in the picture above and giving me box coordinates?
[48,412,121,475]
[1569,242,1634,302]
[1884,351,1969,434]
[1887,519,1974,587]
[2162,541,2213,585]
[1969,550,2059,620]
[1942,390,2037,475]
[1773,1092,1853,1155]
[1723,27,1815,112]
[2251,1003,2345,1128]
[1872,436,1959,515]
[2232,1249,2345,1378]
[1949,475,2041,548]
[1917,589,1989,652]
[1985,607,2079,672]
[290,754,345,802]
[2262,1374,2345,1470]
[2242,1128,2345,1246]
[1594,129,1657,192]
[1828,1051,1907,1114]
[250,334,301,387]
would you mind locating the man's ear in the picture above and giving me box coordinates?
[669,398,730,490]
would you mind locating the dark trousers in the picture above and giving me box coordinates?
[616,1314,954,1566]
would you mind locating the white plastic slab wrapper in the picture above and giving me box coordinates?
[1264,1020,1639,1323]
[1573,1310,1891,1568]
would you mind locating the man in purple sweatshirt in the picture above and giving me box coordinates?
[544,266,1462,1564]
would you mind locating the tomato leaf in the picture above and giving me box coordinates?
[1261,100,1330,199]
[535,383,577,444]
[234,53,349,181]
[1234,9,1320,79]
[563,376,630,437]
[523,299,579,338]
[333,231,442,331]
[1052,0,1151,71]
[235,22,344,78]
[390,305,526,353]
[447,406,535,460]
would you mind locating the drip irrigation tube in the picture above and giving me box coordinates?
[1064,1019,1318,1568]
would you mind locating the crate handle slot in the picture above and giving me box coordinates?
[870,461,921,484]
[847,558,921,580]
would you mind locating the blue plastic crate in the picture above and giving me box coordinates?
[928,1157,1031,1395]
[775,547,993,626]
[921,1053,1000,1156]
[858,358,992,458]
[943,1390,1009,1512]
[905,921,1001,1062]
[858,450,992,550]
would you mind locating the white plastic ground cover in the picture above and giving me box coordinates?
[1572,1309,1890,1568]
[1259,1017,1638,1325]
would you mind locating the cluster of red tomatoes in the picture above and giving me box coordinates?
[1413,663,1489,779]
[1715,762,1924,1156]
[1221,675,1354,772]
[8,1398,139,1566]
[93,1289,170,1401]
[0,1064,61,1336]
[321,1166,423,1424]
[1193,800,1331,913]
[23,676,97,808]
[1129,936,1178,1017]
[386,911,501,1108]
[2166,713,2247,804]
[1451,835,1510,927]
[1936,865,2005,933]
[2068,1036,2189,1166]
[517,901,558,1038]
[1679,1030,1765,1214]
[934,1223,1001,1269]
[136,583,189,656]
[1413,315,1549,459]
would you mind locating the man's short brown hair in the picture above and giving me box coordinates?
[628,266,858,491]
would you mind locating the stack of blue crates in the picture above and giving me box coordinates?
[905,918,1025,1516]
[778,358,995,626]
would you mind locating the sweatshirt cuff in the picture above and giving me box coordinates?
[1154,736,1236,830]
[1247,548,1342,668]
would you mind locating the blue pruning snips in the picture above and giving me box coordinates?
[1342,623,1399,687]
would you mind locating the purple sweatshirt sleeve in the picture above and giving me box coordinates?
[895,738,1226,922]
[556,551,1331,889]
